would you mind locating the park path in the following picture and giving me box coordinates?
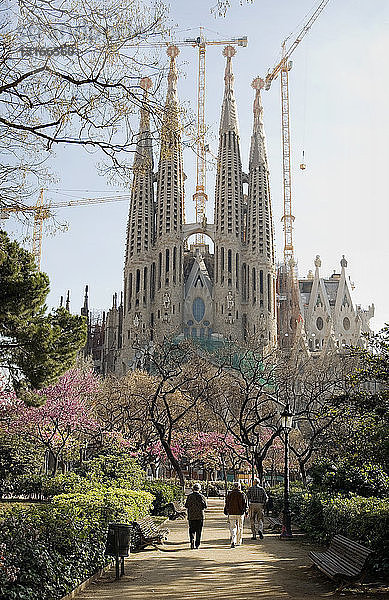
[74,499,375,600]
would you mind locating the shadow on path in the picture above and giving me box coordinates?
[75,499,382,600]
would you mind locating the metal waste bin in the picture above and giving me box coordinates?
[105,522,132,579]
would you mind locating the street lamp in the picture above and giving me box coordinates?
[280,403,293,539]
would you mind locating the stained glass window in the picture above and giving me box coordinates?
[192,297,205,322]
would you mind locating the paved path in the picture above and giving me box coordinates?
[76,499,379,600]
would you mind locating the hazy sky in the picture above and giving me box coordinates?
[4,0,389,332]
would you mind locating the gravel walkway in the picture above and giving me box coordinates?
[74,499,382,600]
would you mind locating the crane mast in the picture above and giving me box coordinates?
[280,47,294,268]
[193,33,207,245]
[265,0,330,268]
[264,0,330,349]
[185,31,247,246]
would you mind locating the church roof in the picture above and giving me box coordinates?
[184,253,213,298]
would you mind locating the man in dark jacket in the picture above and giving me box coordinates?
[224,482,249,547]
[185,483,207,549]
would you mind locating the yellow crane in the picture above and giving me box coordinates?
[263,0,330,348]
[264,0,330,268]
[126,33,248,244]
[0,190,131,270]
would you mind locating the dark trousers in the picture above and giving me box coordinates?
[188,519,203,548]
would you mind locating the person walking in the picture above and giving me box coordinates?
[224,482,248,547]
[185,483,207,549]
[247,478,268,540]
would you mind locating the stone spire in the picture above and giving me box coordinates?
[133,78,154,170]
[153,45,184,337]
[125,77,154,262]
[81,285,89,317]
[246,78,277,349]
[219,46,239,135]
[214,45,244,243]
[213,46,244,341]
[249,77,267,168]
[156,45,184,239]
[247,77,274,262]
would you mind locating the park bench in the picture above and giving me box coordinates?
[309,534,372,589]
[164,500,186,520]
[130,516,169,552]
[266,513,283,532]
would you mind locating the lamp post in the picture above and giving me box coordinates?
[280,403,293,539]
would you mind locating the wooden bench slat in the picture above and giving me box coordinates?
[309,551,361,578]
[309,534,372,586]
[130,517,170,552]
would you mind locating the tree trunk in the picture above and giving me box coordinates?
[221,454,228,494]
[160,437,185,490]
[52,453,58,476]
[254,452,264,485]
[299,460,307,486]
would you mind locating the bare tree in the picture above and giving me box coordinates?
[205,342,352,484]
[0,0,169,209]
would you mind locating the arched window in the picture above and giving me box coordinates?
[193,297,205,322]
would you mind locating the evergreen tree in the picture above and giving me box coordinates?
[0,230,87,391]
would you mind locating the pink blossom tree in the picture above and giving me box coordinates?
[0,368,100,475]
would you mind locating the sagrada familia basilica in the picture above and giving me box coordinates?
[79,46,374,374]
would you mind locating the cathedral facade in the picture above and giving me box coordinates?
[80,46,374,374]
[116,45,277,373]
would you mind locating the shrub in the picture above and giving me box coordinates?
[322,495,389,575]
[13,471,94,500]
[78,455,145,489]
[143,480,183,514]
[0,485,153,600]
[309,459,389,498]
[270,484,389,576]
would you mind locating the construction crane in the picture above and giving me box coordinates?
[264,0,330,268]
[125,32,248,244]
[263,0,330,349]
[0,190,131,269]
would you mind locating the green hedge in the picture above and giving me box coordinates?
[13,471,95,500]
[78,455,145,489]
[270,485,389,576]
[0,485,153,600]
[310,459,389,498]
[143,480,183,514]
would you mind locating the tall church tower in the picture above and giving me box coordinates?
[122,76,155,369]
[213,46,245,340]
[245,77,277,348]
[153,45,185,338]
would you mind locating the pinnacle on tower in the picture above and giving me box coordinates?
[214,45,243,242]
[249,77,268,168]
[161,45,181,159]
[125,76,155,260]
[247,76,274,262]
[220,45,239,135]
[134,77,154,171]
[156,45,184,238]
[81,285,89,317]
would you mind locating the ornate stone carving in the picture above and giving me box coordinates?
[163,292,171,310]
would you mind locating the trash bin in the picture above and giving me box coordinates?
[105,522,132,557]
[105,523,132,579]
